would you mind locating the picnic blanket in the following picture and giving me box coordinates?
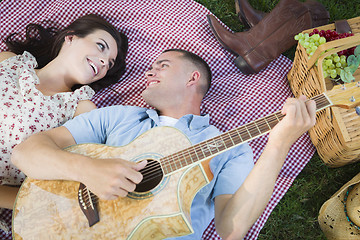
[0,0,315,239]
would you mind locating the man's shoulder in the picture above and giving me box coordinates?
[96,105,149,114]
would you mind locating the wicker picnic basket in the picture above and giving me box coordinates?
[287,16,360,167]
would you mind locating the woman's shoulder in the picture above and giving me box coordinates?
[0,51,16,62]
[73,100,97,117]
[0,51,37,66]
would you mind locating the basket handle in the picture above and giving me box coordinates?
[307,35,360,70]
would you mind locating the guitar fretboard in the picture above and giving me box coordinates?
[161,93,331,175]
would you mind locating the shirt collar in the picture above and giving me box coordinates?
[145,109,210,130]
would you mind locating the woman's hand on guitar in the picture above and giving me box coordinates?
[81,158,147,200]
[268,95,316,150]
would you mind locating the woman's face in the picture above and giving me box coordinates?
[62,29,118,85]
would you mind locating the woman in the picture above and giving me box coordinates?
[0,14,128,232]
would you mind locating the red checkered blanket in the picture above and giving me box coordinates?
[0,0,315,239]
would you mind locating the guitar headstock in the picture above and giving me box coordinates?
[326,81,360,109]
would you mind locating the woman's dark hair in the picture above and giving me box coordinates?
[5,14,128,92]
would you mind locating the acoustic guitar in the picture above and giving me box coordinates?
[12,82,360,239]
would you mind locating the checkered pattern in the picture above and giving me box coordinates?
[0,0,315,239]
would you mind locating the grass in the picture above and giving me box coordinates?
[194,0,360,239]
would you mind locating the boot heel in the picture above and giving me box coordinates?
[234,55,256,75]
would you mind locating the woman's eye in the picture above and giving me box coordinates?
[161,64,168,68]
[97,43,105,51]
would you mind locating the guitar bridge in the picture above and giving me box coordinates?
[78,183,100,227]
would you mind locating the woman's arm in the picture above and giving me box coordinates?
[11,126,146,200]
[0,185,19,209]
[0,51,16,62]
[74,100,97,117]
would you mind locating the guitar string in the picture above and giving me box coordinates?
[83,95,330,202]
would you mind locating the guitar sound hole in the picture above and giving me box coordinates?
[135,159,163,193]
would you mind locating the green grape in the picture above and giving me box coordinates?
[319,37,326,44]
[336,62,342,68]
[333,56,340,62]
[325,59,332,66]
[311,34,320,41]
[329,64,335,69]
[330,73,337,78]
[322,63,328,71]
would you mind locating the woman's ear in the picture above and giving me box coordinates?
[64,35,74,44]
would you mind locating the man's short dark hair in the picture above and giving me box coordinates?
[163,49,212,96]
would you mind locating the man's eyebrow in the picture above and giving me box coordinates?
[155,59,170,65]
[149,59,171,70]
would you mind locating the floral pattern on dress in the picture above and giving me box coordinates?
[0,51,95,186]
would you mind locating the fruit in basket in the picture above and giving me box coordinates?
[340,46,360,82]
[295,29,359,83]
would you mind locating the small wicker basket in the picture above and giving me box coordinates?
[287,16,360,167]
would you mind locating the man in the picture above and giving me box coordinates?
[12,49,316,239]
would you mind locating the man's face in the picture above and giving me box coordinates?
[142,51,191,108]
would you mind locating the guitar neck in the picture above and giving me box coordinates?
[160,93,332,175]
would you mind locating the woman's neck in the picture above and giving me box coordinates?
[34,60,73,96]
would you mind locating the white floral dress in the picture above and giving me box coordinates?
[0,51,95,186]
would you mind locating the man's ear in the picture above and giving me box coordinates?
[187,71,201,86]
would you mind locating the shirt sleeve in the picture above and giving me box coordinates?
[63,107,116,144]
[211,143,254,199]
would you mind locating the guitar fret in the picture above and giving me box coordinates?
[234,128,243,143]
[239,127,251,141]
[201,142,212,158]
[264,117,272,130]
[226,131,236,147]
[186,148,194,165]
[192,145,201,162]
[257,118,271,133]
[216,135,227,152]
[248,122,261,137]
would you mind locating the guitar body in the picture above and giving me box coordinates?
[13,127,212,239]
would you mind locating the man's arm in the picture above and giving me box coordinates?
[11,126,146,200]
[214,96,316,239]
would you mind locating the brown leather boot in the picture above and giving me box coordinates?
[207,0,329,74]
[235,0,266,29]
[234,0,329,30]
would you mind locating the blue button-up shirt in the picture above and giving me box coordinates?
[64,105,254,239]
